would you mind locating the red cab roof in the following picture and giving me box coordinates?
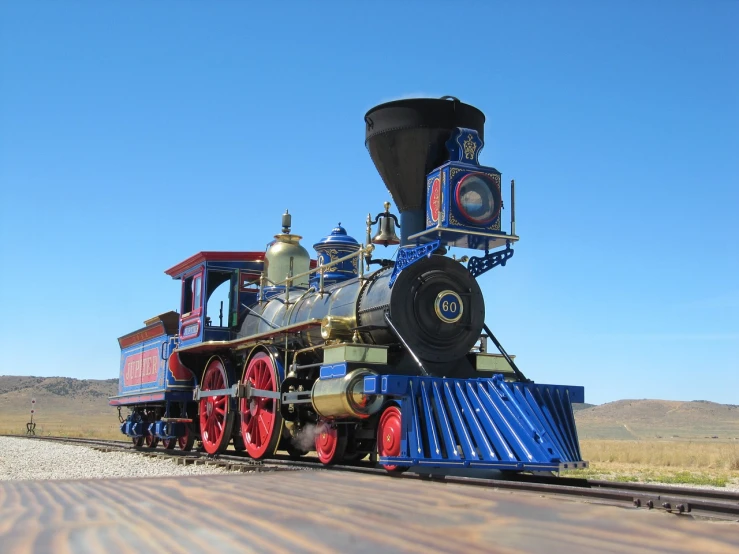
[164,251,265,278]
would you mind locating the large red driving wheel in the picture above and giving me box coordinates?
[377,405,407,473]
[240,352,282,459]
[199,357,234,455]
[316,419,347,465]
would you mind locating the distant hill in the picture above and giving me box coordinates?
[0,375,117,398]
[574,399,739,440]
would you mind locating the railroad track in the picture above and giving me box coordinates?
[5,434,739,522]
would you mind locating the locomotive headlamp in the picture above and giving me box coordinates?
[455,173,502,225]
[411,125,519,250]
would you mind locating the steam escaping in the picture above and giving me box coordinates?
[291,423,318,453]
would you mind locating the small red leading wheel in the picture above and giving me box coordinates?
[144,430,159,448]
[315,420,347,465]
[178,424,195,451]
[240,352,282,459]
[132,435,144,448]
[161,437,176,450]
[377,405,407,473]
[199,357,234,455]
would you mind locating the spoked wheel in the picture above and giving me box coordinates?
[377,405,407,473]
[199,357,235,455]
[240,352,282,459]
[144,431,159,448]
[315,420,347,465]
[132,435,144,448]
[178,424,195,451]
[161,437,176,450]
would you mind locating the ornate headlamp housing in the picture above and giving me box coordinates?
[413,127,516,251]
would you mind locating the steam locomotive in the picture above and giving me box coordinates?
[111,97,587,472]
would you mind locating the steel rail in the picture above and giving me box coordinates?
[4,434,738,521]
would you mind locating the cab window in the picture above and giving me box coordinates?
[182,273,203,314]
[193,275,202,310]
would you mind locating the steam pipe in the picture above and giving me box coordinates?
[384,313,428,376]
[400,210,425,246]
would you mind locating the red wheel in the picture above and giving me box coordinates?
[132,435,144,448]
[377,405,407,472]
[199,357,234,455]
[161,437,176,450]
[178,424,195,451]
[316,420,347,465]
[144,431,159,448]
[240,352,282,459]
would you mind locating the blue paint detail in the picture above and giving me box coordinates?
[170,258,267,347]
[149,421,185,440]
[446,128,484,165]
[311,224,360,287]
[389,240,441,287]
[117,337,169,397]
[116,333,196,401]
[319,363,348,380]
[379,375,585,470]
[423,127,512,251]
[120,418,145,438]
[111,390,193,406]
[380,375,408,395]
[363,375,377,394]
[436,291,462,322]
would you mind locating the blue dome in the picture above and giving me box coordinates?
[313,223,359,249]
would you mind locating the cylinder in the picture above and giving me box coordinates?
[311,369,384,419]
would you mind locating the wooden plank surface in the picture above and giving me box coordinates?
[1,470,737,553]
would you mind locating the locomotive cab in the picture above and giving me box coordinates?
[164,251,266,346]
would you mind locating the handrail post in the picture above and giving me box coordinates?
[318,259,324,295]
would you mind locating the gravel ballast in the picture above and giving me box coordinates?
[0,437,229,481]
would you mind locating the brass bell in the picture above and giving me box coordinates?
[369,202,400,246]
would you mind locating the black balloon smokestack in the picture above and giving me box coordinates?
[365,96,485,245]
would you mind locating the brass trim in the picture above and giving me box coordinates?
[175,319,322,354]
[434,290,463,324]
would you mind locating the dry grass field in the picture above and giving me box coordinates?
[565,439,739,487]
[568,399,739,487]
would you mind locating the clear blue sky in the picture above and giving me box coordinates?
[1,1,737,405]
